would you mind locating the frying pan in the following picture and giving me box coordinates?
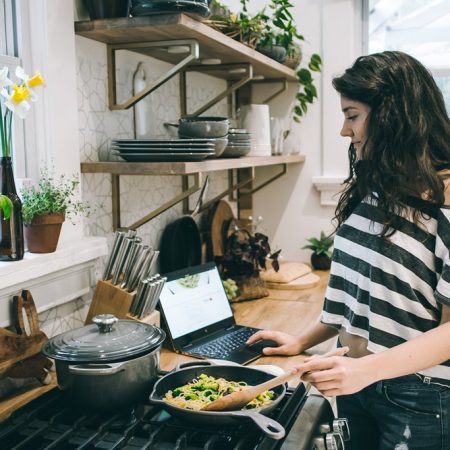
[149,361,292,440]
[160,177,209,274]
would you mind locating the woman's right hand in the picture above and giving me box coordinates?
[246,330,304,356]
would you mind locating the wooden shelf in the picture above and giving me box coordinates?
[74,13,297,82]
[81,154,305,176]
[81,154,305,231]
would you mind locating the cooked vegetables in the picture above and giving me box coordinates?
[164,374,276,411]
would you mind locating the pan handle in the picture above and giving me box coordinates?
[230,410,286,440]
[175,360,217,372]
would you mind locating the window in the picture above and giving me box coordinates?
[0,0,27,176]
[367,0,450,113]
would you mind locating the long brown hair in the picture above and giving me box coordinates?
[332,51,450,235]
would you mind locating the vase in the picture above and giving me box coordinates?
[311,253,331,270]
[0,157,24,261]
[24,212,65,253]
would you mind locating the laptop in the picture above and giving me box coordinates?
[158,262,273,365]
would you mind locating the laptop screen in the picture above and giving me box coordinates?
[159,262,234,340]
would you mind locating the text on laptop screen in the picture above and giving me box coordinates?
[159,266,233,339]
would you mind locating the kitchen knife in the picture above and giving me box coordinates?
[142,276,166,317]
[121,237,143,289]
[136,274,161,318]
[130,248,154,292]
[129,278,148,316]
[126,245,150,292]
[102,230,126,280]
[111,236,134,285]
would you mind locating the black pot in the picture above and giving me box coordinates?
[257,45,287,63]
[83,0,131,20]
[149,361,291,440]
[42,314,166,411]
[311,253,331,270]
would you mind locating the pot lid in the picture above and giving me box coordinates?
[42,314,165,363]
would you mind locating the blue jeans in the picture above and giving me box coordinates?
[337,374,450,450]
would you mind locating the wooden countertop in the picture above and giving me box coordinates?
[0,270,330,421]
[160,270,332,375]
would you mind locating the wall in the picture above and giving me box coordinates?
[4,0,364,334]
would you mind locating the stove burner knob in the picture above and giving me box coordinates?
[333,418,350,441]
[319,423,331,434]
[312,436,327,450]
[325,432,345,450]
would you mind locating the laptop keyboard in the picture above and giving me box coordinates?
[189,327,260,359]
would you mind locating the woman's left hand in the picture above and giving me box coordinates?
[293,355,377,396]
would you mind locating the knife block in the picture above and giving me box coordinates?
[85,280,160,326]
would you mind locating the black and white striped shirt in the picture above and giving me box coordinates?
[321,195,450,382]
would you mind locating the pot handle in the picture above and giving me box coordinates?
[68,361,127,376]
[175,360,217,371]
[230,411,286,440]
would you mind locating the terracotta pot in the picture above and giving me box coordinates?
[24,213,65,253]
[310,253,331,271]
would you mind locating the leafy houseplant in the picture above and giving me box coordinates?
[302,231,334,270]
[259,0,322,123]
[20,168,93,253]
[218,223,281,302]
[0,66,45,261]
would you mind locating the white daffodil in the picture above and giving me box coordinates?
[0,67,12,89]
[1,86,31,119]
[15,66,45,102]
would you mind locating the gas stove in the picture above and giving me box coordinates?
[0,383,348,450]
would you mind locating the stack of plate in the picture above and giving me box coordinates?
[111,138,215,162]
[221,128,252,158]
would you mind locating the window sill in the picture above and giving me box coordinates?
[312,176,345,206]
[0,237,108,327]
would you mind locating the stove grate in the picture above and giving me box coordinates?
[0,383,307,450]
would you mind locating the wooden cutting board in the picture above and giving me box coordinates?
[0,290,49,378]
[207,200,235,258]
[265,272,321,290]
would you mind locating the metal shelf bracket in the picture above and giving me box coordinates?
[229,163,288,201]
[111,172,203,231]
[107,39,200,110]
[253,78,289,104]
[180,63,254,117]
[182,167,255,214]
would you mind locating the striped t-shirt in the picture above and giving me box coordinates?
[321,195,450,382]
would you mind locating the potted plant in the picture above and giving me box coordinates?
[20,167,94,253]
[302,231,334,270]
[218,221,281,302]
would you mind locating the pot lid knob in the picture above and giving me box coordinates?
[92,314,118,333]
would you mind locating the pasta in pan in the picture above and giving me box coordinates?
[164,373,276,411]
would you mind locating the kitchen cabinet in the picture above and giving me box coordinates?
[75,13,304,229]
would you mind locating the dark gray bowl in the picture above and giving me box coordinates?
[178,116,229,138]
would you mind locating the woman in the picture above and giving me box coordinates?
[247,51,450,450]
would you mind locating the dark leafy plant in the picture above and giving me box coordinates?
[302,231,334,258]
[219,228,281,278]
[20,167,95,225]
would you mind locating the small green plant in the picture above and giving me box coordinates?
[302,231,334,258]
[20,167,94,225]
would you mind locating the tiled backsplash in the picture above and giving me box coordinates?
[38,37,232,335]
